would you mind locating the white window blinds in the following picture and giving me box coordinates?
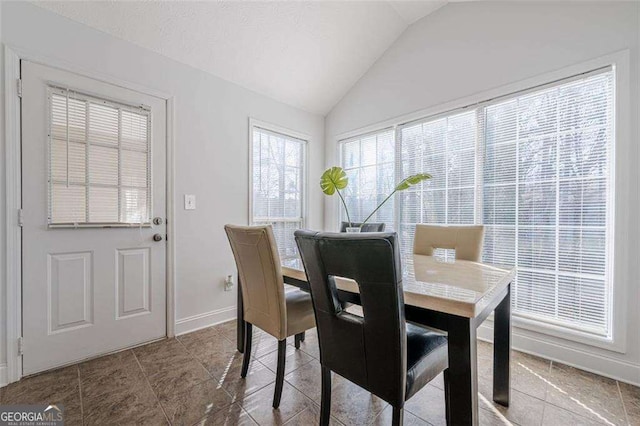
[483,70,614,336]
[340,129,395,230]
[398,111,478,258]
[338,67,614,338]
[48,87,151,226]
[251,126,306,261]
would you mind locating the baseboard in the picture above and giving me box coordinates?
[0,363,8,387]
[478,321,640,387]
[175,306,237,336]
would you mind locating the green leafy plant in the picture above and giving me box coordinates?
[320,166,431,228]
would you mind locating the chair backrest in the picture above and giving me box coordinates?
[413,224,484,261]
[224,225,287,340]
[339,221,386,232]
[294,230,406,407]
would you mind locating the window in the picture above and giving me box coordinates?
[48,86,151,226]
[340,129,395,230]
[398,111,478,258]
[338,67,615,338]
[251,125,306,261]
[483,71,614,336]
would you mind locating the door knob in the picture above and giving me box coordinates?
[153,234,163,242]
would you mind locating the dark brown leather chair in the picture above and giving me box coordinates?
[294,231,450,426]
[339,221,386,232]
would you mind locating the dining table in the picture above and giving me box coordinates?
[236,254,516,426]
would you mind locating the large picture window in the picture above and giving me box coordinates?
[338,68,614,338]
[251,124,306,261]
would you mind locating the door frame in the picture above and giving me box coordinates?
[3,45,177,385]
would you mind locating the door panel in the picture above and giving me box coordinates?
[21,61,167,375]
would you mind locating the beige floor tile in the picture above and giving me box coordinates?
[133,338,195,376]
[479,388,544,426]
[285,360,386,426]
[372,405,430,425]
[619,382,640,426]
[218,358,277,399]
[405,384,447,426]
[259,344,314,376]
[2,365,79,405]
[82,379,167,425]
[479,407,514,426]
[478,347,551,401]
[144,357,214,401]
[545,362,626,425]
[541,403,605,426]
[283,403,343,426]
[200,402,258,426]
[158,378,234,425]
[238,381,314,425]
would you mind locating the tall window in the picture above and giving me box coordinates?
[340,129,395,230]
[398,111,478,258]
[338,68,614,338]
[483,71,613,336]
[48,86,151,226]
[251,125,306,261]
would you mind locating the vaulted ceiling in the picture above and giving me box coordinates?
[33,1,448,115]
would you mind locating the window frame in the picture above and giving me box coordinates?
[248,118,309,261]
[333,51,630,352]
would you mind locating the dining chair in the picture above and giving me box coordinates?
[294,231,450,426]
[413,224,485,261]
[339,221,386,232]
[224,224,316,409]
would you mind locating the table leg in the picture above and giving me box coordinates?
[237,273,245,353]
[493,283,511,406]
[446,316,478,426]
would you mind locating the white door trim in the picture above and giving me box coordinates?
[3,45,176,385]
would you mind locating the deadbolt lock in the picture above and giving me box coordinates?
[153,217,163,225]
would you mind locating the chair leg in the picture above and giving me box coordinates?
[392,406,404,426]
[320,365,332,426]
[443,368,451,425]
[272,339,287,409]
[294,332,305,349]
[240,323,253,378]
[300,331,305,342]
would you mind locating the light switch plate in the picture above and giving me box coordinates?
[184,194,196,210]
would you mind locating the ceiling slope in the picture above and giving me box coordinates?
[33,1,447,115]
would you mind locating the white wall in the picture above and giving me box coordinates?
[0,2,324,378]
[326,1,640,384]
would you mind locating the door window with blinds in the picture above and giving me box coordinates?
[48,86,151,226]
[340,129,395,230]
[251,126,306,261]
[338,67,615,339]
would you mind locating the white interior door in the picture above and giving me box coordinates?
[21,61,167,375]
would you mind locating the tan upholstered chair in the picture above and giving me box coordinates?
[413,225,485,261]
[224,224,315,408]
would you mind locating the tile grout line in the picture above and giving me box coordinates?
[130,349,172,425]
[76,364,84,426]
[616,380,630,426]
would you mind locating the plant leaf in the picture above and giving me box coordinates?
[394,173,432,191]
[320,166,349,195]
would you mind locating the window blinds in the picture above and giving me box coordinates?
[398,111,478,258]
[338,67,614,337]
[252,127,306,261]
[340,128,396,231]
[483,71,613,336]
[48,87,151,226]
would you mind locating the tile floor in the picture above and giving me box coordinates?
[1,320,638,425]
